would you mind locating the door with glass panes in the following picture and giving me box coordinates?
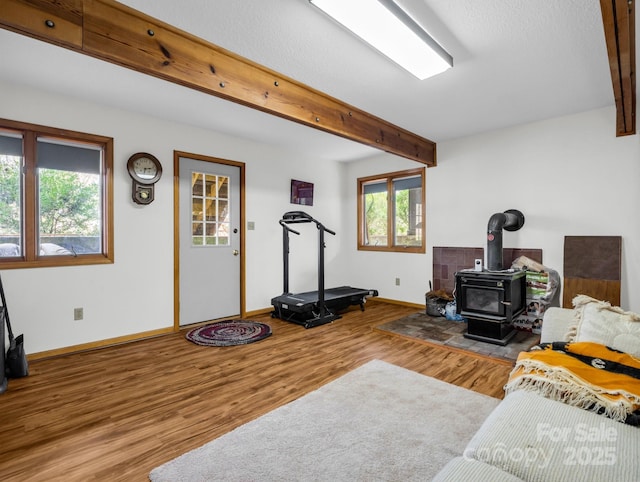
[178,155,241,326]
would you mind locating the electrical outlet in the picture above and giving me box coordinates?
[74,307,83,321]
[395,277,400,286]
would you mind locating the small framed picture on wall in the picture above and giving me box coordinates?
[290,179,314,206]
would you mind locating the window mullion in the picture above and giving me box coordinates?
[101,141,113,257]
[387,178,394,248]
[357,179,364,247]
[22,131,37,261]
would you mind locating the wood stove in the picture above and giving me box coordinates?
[455,269,526,345]
[455,209,527,345]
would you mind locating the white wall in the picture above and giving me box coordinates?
[3,79,639,356]
[0,81,348,354]
[341,156,430,303]
[346,106,640,311]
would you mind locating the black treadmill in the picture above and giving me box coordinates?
[271,211,378,328]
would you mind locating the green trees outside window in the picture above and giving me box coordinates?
[0,119,113,268]
[358,168,425,253]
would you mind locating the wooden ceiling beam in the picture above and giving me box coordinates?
[600,0,636,136]
[0,0,436,165]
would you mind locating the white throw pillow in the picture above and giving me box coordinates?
[566,294,640,358]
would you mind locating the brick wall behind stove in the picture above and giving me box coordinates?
[433,247,542,295]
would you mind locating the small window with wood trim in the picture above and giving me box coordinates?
[191,172,230,246]
[357,167,425,253]
[0,119,113,268]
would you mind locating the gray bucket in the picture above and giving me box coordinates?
[426,296,446,317]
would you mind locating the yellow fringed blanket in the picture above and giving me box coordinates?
[504,341,640,425]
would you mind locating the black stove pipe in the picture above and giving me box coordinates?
[487,209,525,271]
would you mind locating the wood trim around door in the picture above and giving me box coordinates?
[173,150,246,330]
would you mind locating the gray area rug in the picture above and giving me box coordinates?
[149,360,500,481]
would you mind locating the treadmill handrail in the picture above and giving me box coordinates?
[278,211,336,314]
[281,211,313,223]
[279,219,300,235]
[281,211,335,235]
[319,224,336,236]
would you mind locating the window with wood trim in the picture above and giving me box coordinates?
[0,119,113,269]
[191,172,230,246]
[357,168,425,253]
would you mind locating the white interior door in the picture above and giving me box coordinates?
[178,156,241,326]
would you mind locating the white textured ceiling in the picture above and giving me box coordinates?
[0,0,616,161]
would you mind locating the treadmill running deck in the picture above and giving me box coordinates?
[271,286,378,327]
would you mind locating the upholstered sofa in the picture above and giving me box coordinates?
[433,297,640,481]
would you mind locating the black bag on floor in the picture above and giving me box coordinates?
[0,307,5,394]
[5,328,28,378]
[1,275,28,378]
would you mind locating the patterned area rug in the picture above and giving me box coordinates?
[375,312,539,363]
[186,320,272,346]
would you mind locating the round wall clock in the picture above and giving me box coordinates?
[126,152,162,204]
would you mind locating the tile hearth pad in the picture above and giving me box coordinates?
[375,313,539,363]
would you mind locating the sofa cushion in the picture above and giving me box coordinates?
[567,294,640,358]
[463,390,639,482]
[539,307,574,344]
[432,456,525,481]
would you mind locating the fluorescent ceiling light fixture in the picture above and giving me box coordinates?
[310,0,453,80]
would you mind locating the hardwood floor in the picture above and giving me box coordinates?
[0,301,514,481]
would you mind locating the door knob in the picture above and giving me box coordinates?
[233,249,239,256]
